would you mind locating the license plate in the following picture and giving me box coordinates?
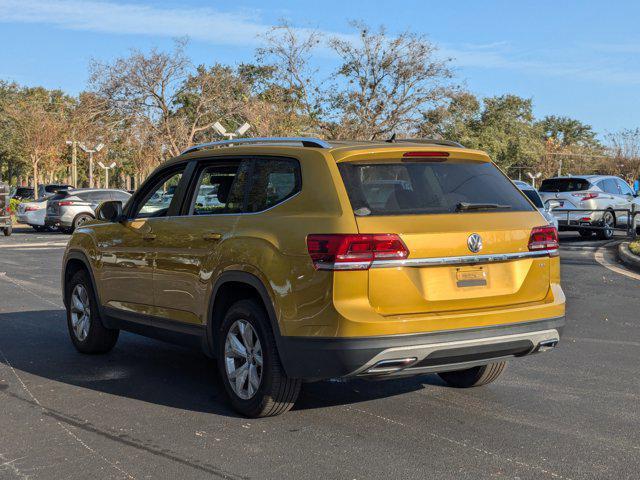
[456,267,487,287]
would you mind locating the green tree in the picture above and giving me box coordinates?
[328,22,456,140]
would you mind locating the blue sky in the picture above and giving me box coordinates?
[1,0,640,137]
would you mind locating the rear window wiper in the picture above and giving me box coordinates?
[456,202,512,212]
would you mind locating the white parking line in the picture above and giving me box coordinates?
[594,241,640,281]
[0,242,68,249]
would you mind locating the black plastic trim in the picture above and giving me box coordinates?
[278,316,565,380]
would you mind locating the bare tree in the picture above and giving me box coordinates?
[256,21,323,132]
[606,129,640,181]
[90,40,192,157]
[328,22,455,140]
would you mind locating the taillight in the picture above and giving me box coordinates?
[572,192,598,201]
[58,201,77,206]
[528,226,559,251]
[25,205,39,212]
[306,234,409,270]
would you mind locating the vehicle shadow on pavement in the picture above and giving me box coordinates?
[0,309,447,415]
[0,309,243,418]
[295,375,445,411]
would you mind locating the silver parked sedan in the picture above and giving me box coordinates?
[538,175,639,239]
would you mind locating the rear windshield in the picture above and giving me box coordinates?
[539,178,591,192]
[338,161,534,216]
[521,189,544,208]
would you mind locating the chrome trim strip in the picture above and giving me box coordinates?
[371,249,556,268]
[356,329,560,376]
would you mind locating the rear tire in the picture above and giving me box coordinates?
[438,361,507,388]
[578,229,593,238]
[217,299,301,417]
[66,269,119,354]
[3,226,11,236]
[73,213,93,231]
[597,210,615,240]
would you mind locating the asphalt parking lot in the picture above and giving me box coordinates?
[0,227,638,480]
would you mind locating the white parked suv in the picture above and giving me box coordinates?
[45,188,131,234]
[538,175,639,239]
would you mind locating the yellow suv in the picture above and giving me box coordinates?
[62,137,565,417]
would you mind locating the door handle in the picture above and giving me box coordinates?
[143,233,157,241]
[203,232,222,241]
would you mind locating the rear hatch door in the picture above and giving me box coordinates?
[338,151,553,316]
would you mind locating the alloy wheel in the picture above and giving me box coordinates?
[224,319,263,400]
[70,284,91,341]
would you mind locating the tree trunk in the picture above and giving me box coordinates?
[32,159,39,200]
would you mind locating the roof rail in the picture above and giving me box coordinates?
[388,138,465,148]
[181,137,332,154]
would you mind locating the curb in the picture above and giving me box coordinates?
[617,242,640,272]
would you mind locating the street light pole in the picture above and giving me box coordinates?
[78,143,105,188]
[97,162,116,188]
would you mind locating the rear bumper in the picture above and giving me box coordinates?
[45,215,72,228]
[278,316,564,381]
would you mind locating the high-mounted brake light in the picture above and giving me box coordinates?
[307,234,409,270]
[572,192,599,201]
[528,226,559,251]
[402,151,450,158]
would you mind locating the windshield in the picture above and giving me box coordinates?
[338,161,534,216]
[539,178,591,192]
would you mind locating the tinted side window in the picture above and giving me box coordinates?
[134,169,185,218]
[246,159,301,213]
[85,191,113,202]
[189,161,250,216]
[616,179,634,196]
[111,191,131,202]
[599,179,619,194]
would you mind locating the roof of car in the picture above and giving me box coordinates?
[171,137,490,165]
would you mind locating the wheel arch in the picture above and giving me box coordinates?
[207,271,289,369]
[62,251,108,324]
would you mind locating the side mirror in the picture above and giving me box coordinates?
[96,200,123,223]
[546,200,561,211]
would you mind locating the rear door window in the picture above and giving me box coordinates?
[245,159,300,212]
[188,161,250,215]
[338,161,533,215]
[539,178,591,192]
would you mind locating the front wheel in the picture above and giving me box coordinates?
[218,299,301,417]
[66,270,119,354]
[438,361,507,388]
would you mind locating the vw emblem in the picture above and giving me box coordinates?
[467,233,483,253]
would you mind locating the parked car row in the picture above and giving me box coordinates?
[538,174,639,239]
[14,187,131,234]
